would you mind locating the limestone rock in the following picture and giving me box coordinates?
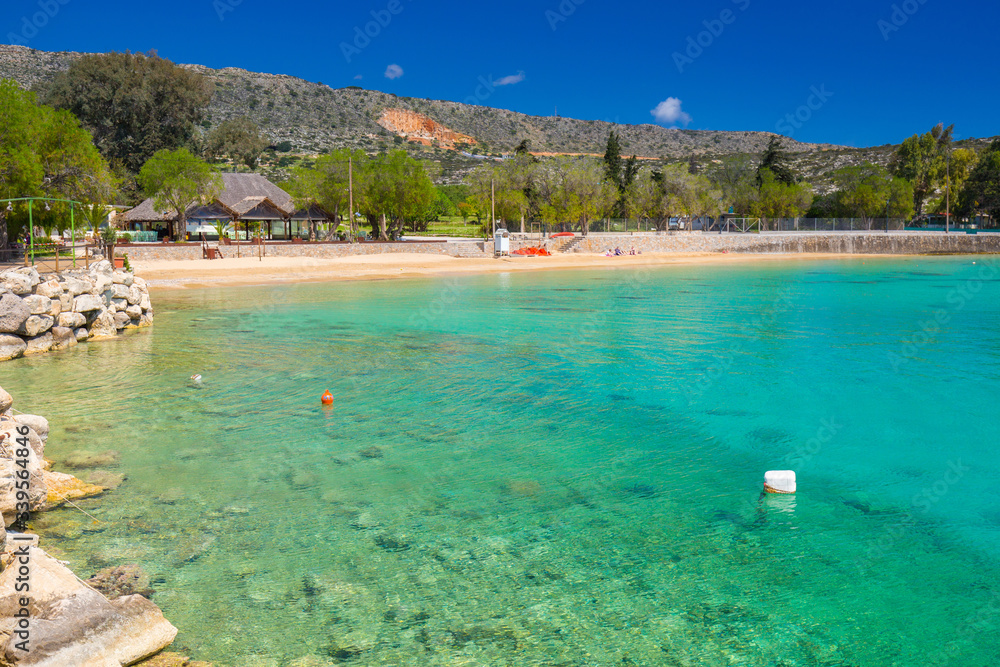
[124,304,142,319]
[47,298,61,318]
[0,271,33,296]
[51,326,77,350]
[58,292,72,312]
[0,335,26,362]
[111,297,128,310]
[73,293,103,313]
[0,424,47,525]
[140,314,153,327]
[17,314,54,337]
[83,471,125,489]
[23,332,53,356]
[91,259,114,276]
[127,286,142,305]
[139,294,152,310]
[0,294,30,333]
[114,311,130,330]
[22,294,50,316]
[43,469,105,508]
[0,388,10,414]
[111,270,133,286]
[110,284,130,299]
[73,328,89,342]
[89,310,117,339]
[61,276,92,296]
[0,546,179,665]
[132,277,147,290]
[12,415,47,443]
[33,279,62,298]
[57,311,86,329]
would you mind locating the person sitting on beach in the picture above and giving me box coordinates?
[614,247,624,256]
[629,247,636,255]
[605,249,613,256]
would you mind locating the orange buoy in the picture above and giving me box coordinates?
[321,390,334,405]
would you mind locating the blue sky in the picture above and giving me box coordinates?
[5,0,997,148]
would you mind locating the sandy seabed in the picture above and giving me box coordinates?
[135,251,881,289]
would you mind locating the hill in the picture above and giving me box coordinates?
[0,44,993,188]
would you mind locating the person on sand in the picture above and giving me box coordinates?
[630,248,636,255]
[614,247,624,256]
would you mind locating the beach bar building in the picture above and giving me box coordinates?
[121,173,335,241]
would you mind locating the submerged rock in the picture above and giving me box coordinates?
[62,449,120,468]
[43,469,105,508]
[0,546,177,665]
[85,564,154,600]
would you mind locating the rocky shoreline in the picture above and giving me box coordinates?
[0,385,199,666]
[0,261,154,362]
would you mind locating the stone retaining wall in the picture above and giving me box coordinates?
[0,261,153,362]
[571,232,1000,255]
[122,240,493,261]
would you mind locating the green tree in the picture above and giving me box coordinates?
[602,131,639,217]
[137,148,222,240]
[0,79,113,248]
[538,159,617,235]
[890,123,953,216]
[710,155,759,214]
[958,139,1000,222]
[41,51,212,174]
[757,137,797,186]
[205,118,270,171]
[626,164,722,230]
[831,163,913,227]
[286,149,368,239]
[752,169,813,222]
[356,151,434,240]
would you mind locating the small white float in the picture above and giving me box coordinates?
[764,470,796,494]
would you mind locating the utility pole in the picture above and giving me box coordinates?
[945,151,951,234]
[491,178,496,236]
[349,155,354,242]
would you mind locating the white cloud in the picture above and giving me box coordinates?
[650,97,692,126]
[354,74,363,80]
[494,71,526,86]
[384,64,404,80]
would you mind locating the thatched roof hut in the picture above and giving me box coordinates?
[121,173,331,228]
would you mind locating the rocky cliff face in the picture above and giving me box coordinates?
[377,108,477,147]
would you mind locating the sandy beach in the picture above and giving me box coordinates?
[135,251,876,289]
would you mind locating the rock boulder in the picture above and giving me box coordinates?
[12,415,47,444]
[17,315,54,337]
[22,295,51,316]
[73,293,103,313]
[23,332,53,356]
[0,294,30,334]
[0,546,178,666]
[51,326,77,350]
[0,388,10,414]
[0,335,26,362]
[34,280,62,298]
[57,312,86,329]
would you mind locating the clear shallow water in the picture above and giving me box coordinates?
[4,257,1000,666]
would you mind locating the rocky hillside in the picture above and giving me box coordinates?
[0,45,993,187]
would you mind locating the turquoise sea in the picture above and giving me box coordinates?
[4,256,1000,666]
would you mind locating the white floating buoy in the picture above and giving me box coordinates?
[190,374,203,386]
[764,470,796,494]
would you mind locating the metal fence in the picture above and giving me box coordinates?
[517,217,913,235]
